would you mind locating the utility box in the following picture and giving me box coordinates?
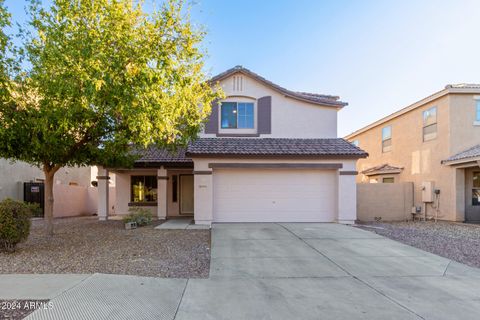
[421,181,434,203]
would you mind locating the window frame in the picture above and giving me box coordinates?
[220,101,255,129]
[382,177,395,183]
[476,100,480,122]
[130,175,158,203]
[422,106,438,142]
[381,126,392,153]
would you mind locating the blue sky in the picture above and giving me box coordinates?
[4,0,480,136]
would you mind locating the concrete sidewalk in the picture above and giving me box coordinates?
[2,223,480,319]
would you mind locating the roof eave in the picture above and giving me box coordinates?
[442,156,480,166]
[282,93,347,108]
[185,153,367,159]
[345,86,480,140]
[363,169,403,176]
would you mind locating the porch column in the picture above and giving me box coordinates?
[193,170,213,225]
[97,167,110,221]
[337,170,357,224]
[157,167,168,220]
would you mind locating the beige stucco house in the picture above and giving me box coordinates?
[97,66,367,225]
[345,84,480,222]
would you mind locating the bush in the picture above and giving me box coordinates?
[0,199,37,252]
[123,208,153,227]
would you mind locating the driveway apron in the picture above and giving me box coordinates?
[21,222,480,320]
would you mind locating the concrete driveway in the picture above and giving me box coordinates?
[176,223,480,320]
[5,223,480,319]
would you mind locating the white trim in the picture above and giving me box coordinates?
[473,121,480,126]
[218,97,258,134]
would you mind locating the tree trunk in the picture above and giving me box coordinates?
[43,167,57,236]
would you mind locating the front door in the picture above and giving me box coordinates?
[180,174,194,215]
[465,169,480,222]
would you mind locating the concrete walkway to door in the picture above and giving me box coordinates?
[4,223,480,319]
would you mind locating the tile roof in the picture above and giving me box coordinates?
[361,164,403,176]
[186,138,368,158]
[443,144,480,164]
[445,83,480,89]
[210,66,347,108]
[132,146,192,164]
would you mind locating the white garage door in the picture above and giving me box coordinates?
[213,169,337,222]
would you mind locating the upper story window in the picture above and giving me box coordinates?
[423,106,437,141]
[221,102,254,129]
[476,100,480,122]
[351,140,359,147]
[382,126,392,153]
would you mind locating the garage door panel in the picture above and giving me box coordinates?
[216,191,333,200]
[213,169,337,222]
[215,198,332,212]
[214,210,336,223]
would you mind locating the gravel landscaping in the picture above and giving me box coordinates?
[356,221,480,268]
[0,217,210,278]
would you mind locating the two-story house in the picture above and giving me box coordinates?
[345,84,480,222]
[97,66,367,225]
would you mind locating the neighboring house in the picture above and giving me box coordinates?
[0,159,100,217]
[345,84,480,222]
[98,66,367,225]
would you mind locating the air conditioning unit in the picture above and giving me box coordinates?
[422,181,434,203]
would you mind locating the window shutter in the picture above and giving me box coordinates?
[204,100,219,134]
[257,96,272,134]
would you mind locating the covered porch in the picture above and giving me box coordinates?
[443,144,480,222]
[96,147,195,221]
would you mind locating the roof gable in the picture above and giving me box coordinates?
[362,164,404,176]
[210,66,347,108]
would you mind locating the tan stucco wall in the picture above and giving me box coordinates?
[357,182,414,221]
[201,72,339,138]
[0,159,93,201]
[449,94,480,154]
[53,184,99,217]
[347,95,454,219]
[347,93,480,221]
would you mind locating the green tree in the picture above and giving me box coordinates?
[0,0,14,97]
[0,0,222,235]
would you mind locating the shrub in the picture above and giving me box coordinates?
[0,199,37,252]
[123,208,153,227]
